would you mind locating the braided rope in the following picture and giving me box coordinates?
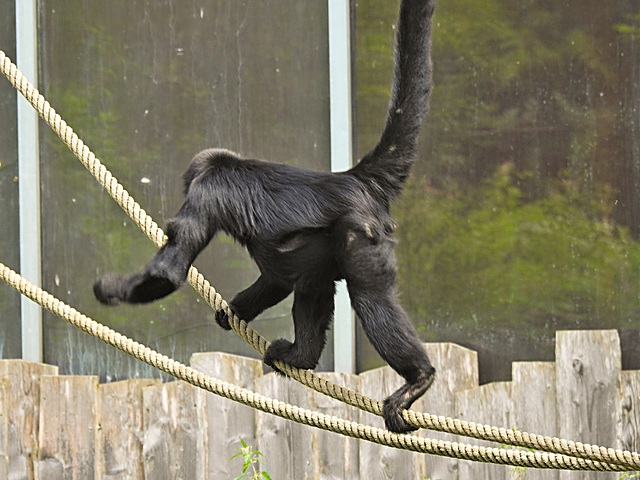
[0,262,628,472]
[2,48,639,471]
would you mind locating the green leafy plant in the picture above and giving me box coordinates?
[618,473,640,479]
[497,432,536,480]
[230,439,271,480]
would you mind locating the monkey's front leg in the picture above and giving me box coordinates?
[263,283,335,373]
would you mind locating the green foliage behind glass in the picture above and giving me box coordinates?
[395,165,640,334]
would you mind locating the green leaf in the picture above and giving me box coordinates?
[262,472,272,480]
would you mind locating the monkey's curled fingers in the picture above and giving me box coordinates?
[215,309,233,330]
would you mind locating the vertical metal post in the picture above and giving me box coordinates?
[328,0,356,373]
[16,0,43,363]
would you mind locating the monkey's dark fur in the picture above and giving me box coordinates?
[94,0,436,433]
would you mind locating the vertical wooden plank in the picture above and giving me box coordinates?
[455,381,513,480]
[97,379,160,480]
[37,375,99,480]
[287,375,319,478]
[512,362,558,480]
[255,373,312,480]
[190,352,262,480]
[0,377,8,480]
[255,371,360,480]
[618,370,640,454]
[314,372,360,479]
[358,366,427,479]
[254,373,289,479]
[142,381,206,480]
[556,330,620,480]
[0,359,58,480]
[423,342,479,480]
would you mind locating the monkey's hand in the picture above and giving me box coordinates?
[214,309,232,330]
[263,339,291,376]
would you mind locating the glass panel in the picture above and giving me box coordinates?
[38,0,331,380]
[0,2,21,359]
[354,0,640,382]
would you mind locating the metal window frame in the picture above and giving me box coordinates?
[16,0,43,363]
[328,0,356,374]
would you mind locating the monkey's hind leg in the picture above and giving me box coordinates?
[342,234,435,433]
[350,288,435,433]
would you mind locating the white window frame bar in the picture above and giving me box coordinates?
[16,0,43,363]
[328,0,356,374]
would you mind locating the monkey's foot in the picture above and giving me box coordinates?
[263,339,318,375]
[382,370,435,434]
[382,398,419,434]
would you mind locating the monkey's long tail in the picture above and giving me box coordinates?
[350,0,434,200]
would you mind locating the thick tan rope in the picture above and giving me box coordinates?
[0,262,629,472]
[2,48,639,471]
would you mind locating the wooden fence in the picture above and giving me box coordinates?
[0,329,637,480]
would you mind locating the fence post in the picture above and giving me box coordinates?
[0,359,58,480]
[556,330,621,480]
[423,342,479,480]
[190,352,262,480]
[142,381,206,480]
[618,370,640,453]
[37,375,99,480]
[314,372,361,478]
[512,361,558,480]
[0,377,8,479]
[359,366,427,479]
[255,373,315,479]
[455,381,513,480]
[97,379,160,479]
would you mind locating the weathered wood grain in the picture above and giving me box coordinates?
[512,362,558,480]
[142,381,206,480]
[455,381,513,480]
[618,370,640,454]
[314,372,361,479]
[423,342,479,480]
[255,372,313,480]
[0,359,58,480]
[190,351,262,480]
[37,375,99,480]
[556,330,621,480]
[358,366,427,479]
[97,379,160,480]
[0,377,8,480]
[0,333,636,479]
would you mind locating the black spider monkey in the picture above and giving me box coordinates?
[94,0,435,433]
